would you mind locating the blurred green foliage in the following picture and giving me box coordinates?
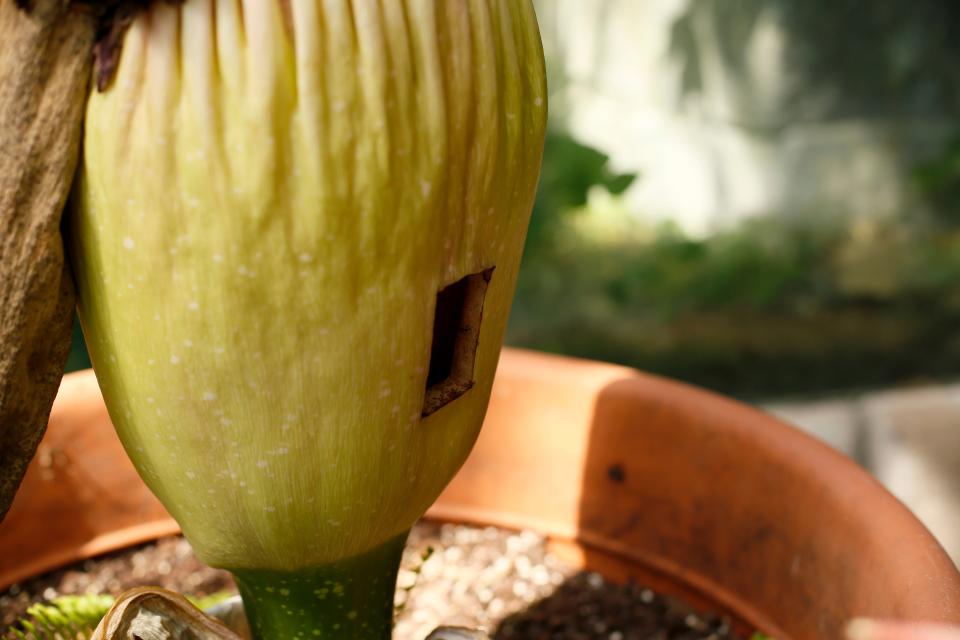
[526,128,636,253]
[915,133,960,227]
[507,130,960,398]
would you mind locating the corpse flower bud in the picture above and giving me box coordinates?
[69,0,546,638]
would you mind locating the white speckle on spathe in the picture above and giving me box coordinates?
[285,413,296,422]
[214,346,225,355]
[122,237,135,250]
[184,339,194,348]
[299,253,313,263]
[420,180,432,198]
[220,417,233,426]
[170,354,181,365]
[379,387,392,398]
[188,301,199,312]
[238,265,249,276]
[109,354,117,363]
[256,460,268,468]
[213,253,224,263]
[391,405,400,415]
[327,519,340,526]
[147,358,156,366]
[146,397,155,404]
[264,506,276,512]
[535,96,544,107]
[202,391,217,402]
[186,471,196,480]
[334,100,347,112]
[281,423,292,432]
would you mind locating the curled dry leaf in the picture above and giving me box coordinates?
[90,590,491,640]
[91,587,241,640]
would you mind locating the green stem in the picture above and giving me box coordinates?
[230,533,408,640]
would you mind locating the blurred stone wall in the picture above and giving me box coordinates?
[534,0,960,234]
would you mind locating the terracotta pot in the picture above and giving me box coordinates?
[2,349,959,639]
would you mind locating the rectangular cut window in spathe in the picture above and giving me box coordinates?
[422,268,495,417]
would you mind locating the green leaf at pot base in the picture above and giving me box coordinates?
[7,594,114,639]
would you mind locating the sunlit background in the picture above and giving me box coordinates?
[64,0,960,561]
[509,0,960,398]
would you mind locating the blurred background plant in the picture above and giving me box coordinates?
[508,156,960,397]
[505,0,960,399]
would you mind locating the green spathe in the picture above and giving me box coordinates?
[70,0,547,579]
